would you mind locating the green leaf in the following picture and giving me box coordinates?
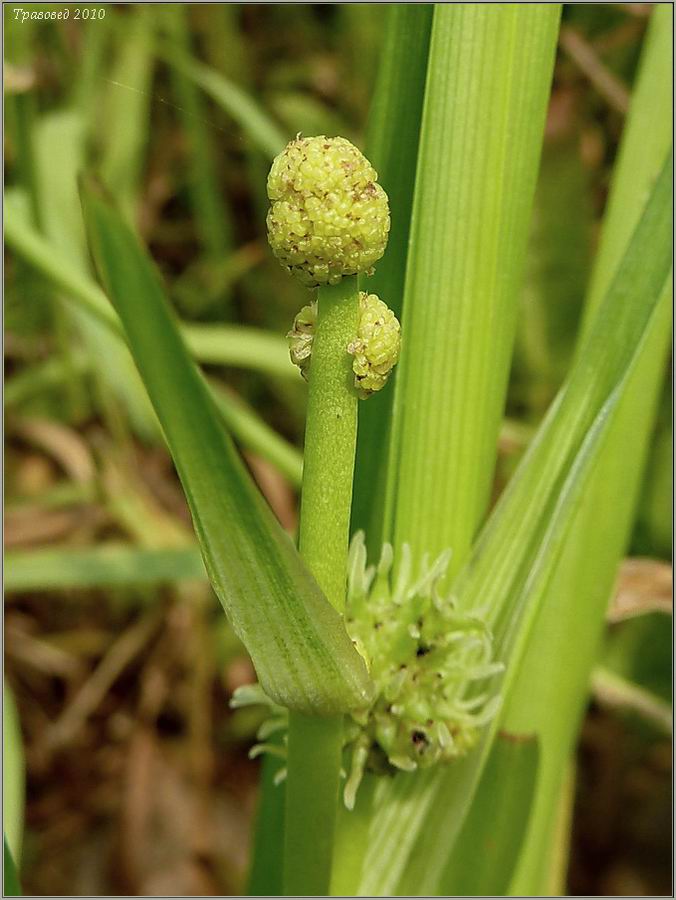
[4,836,21,897]
[4,544,206,592]
[100,5,154,219]
[356,143,672,898]
[161,45,288,161]
[80,176,372,716]
[440,734,540,895]
[351,4,433,548]
[382,5,562,583]
[3,684,24,865]
[503,7,674,890]
[591,665,671,735]
[162,4,234,258]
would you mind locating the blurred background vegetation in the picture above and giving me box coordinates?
[4,3,671,895]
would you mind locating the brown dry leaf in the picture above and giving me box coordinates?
[13,417,96,483]
[4,505,104,548]
[608,558,673,622]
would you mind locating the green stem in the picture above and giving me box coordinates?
[284,276,360,896]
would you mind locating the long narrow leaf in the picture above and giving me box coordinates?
[4,545,206,592]
[161,45,287,160]
[351,5,433,548]
[357,147,672,896]
[384,5,561,581]
[504,8,674,891]
[80,177,372,715]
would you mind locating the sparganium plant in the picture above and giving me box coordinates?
[11,6,667,898]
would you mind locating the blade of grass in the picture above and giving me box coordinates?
[185,322,294,378]
[210,383,302,486]
[100,5,154,221]
[440,734,540,895]
[384,5,562,584]
[4,10,41,229]
[351,4,433,549]
[4,544,207,593]
[504,8,674,891]
[515,134,593,413]
[4,352,89,408]
[162,4,234,258]
[160,44,288,160]
[33,109,157,438]
[80,176,372,715]
[2,684,24,864]
[4,836,21,897]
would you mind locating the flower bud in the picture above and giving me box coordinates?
[348,293,401,398]
[287,293,400,397]
[287,302,316,380]
[267,135,390,287]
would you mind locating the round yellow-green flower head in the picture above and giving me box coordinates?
[267,135,390,287]
[287,293,400,397]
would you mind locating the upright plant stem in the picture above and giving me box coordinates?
[284,276,360,895]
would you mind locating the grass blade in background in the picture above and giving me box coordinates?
[3,684,24,864]
[162,46,288,160]
[351,4,433,548]
[502,8,674,892]
[80,176,372,715]
[4,545,206,593]
[162,4,233,259]
[34,109,157,439]
[99,5,154,221]
[5,196,302,480]
[384,5,562,581]
[4,201,294,379]
[185,323,293,378]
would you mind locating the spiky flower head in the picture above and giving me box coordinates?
[267,135,390,287]
[341,534,503,806]
[287,293,400,397]
[231,535,503,809]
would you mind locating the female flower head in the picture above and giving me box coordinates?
[267,135,390,287]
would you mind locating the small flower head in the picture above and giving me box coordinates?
[267,135,390,287]
[287,293,400,397]
[343,535,503,806]
[287,302,317,380]
[348,293,401,398]
[230,535,503,810]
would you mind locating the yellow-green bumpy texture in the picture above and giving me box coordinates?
[349,293,401,398]
[267,135,390,287]
[287,294,400,397]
